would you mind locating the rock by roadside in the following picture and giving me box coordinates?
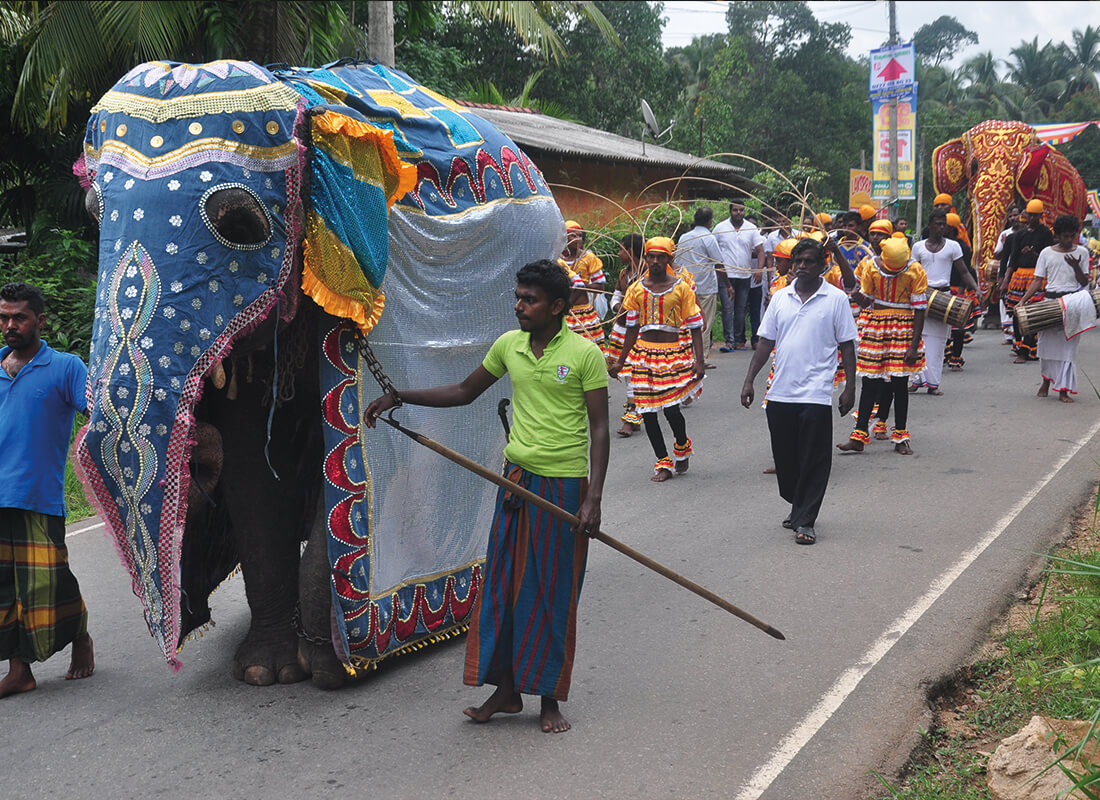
[987,715,1099,800]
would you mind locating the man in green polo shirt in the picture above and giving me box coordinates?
[366,258,609,733]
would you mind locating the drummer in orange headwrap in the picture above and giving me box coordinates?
[560,220,607,351]
[609,237,705,482]
[999,199,1054,362]
[838,237,927,455]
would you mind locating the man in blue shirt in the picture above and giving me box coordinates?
[0,282,94,698]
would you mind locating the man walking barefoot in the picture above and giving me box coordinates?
[1,282,94,698]
[366,260,609,732]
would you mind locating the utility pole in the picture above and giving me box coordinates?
[915,133,925,236]
[888,0,899,221]
[368,1,395,67]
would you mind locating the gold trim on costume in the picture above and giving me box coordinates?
[92,84,301,122]
[86,137,299,171]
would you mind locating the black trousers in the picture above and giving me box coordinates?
[765,401,833,529]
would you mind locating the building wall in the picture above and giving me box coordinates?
[532,155,741,228]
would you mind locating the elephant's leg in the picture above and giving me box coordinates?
[297,500,347,689]
[216,390,309,686]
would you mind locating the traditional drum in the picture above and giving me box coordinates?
[927,289,974,328]
[1015,288,1100,336]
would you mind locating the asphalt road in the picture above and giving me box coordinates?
[7,326,1100,800]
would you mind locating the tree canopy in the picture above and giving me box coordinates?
[912,15,979,67]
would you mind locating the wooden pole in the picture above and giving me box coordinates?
[379,414,786,641]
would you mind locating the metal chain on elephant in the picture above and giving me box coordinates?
[353,333,403,408]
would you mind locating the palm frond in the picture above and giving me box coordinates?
[0,4,32,44]
[94,0,201,64]
[14,1,107,130]
[466,1,568,62]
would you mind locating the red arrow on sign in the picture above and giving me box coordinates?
[877,58,908,82]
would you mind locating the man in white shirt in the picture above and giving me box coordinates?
[674,206,722,362]
[741,238,857,546]
[713,201,765,351]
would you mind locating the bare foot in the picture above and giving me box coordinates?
[1013,356,1028,364]
[0,659,36,697]
[894,442,913,455]
[1037,381,1050,398]
[1061,391,1075,403]
[65,633,95,680]
[675,458,689,474]
[763,466,776,474]
[651,468,673,483]
[463,686,522,722]
[540,697,571,733]
[836,439,864,453]
[927,388,943,396]
[873,426,889,441]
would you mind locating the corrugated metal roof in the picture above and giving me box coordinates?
[461,103,745,176]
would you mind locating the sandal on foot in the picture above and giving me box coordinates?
[795,526,816,545]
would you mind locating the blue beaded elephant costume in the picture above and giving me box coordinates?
[75,60,563,680]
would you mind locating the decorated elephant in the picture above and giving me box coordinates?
[932,119,1087,292]
[74,59,563,686]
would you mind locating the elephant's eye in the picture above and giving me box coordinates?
[200,184,272,250]
[84,184,103,225]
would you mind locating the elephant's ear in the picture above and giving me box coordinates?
[302,108,416,336]
[1017,143,1088,222]
[932,137,968,194]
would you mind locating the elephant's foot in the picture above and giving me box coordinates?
[297,638,347,690]
[232,625,307,686]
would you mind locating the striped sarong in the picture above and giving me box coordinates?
[0,508,88,663]
[463,464,588,702]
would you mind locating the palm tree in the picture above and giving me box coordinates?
[459,69,577,120]
[6,1,354,132]
[1064,25,1100,94]
[1005,37,1070,116]
[366,1,618,66]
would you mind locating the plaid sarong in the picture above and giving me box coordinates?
[463,465,589,702]
[0,508,88,662]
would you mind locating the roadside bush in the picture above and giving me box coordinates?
[1,228,97,357]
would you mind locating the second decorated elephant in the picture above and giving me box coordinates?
[932,119,1087,292]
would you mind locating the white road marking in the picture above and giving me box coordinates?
[735,415,1100,800]
[66,520,105,538]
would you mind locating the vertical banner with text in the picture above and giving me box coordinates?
[849,169,873,210]
[872,83,917,200]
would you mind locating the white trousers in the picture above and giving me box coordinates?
[1038,326,1079,394]
[915,317,949,389]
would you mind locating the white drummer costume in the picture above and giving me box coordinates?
[1034,242,1092,395]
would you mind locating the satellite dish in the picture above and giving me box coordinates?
[641,99,661,138]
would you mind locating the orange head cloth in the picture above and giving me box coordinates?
[564,219,582,231]
[1025,199,1044,214]
[881,237,911,272]
[868,219,894,235]
[645,236,675,256]
[946,212,962,229]
[816,212,832,225]
[859,204,877,221]
[891,231,907,239]
[934,193,953,206]
[774,238,797,259]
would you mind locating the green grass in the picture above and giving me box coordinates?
[871,541,1100,799]
[65,413,94,523]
